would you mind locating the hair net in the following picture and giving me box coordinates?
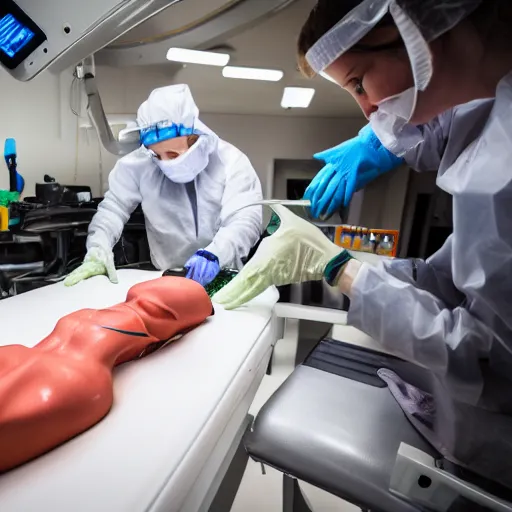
[306,0,482,89]
[397,0,482,41]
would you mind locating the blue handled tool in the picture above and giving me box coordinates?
[4,138,24,194]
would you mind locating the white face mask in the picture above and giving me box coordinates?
[369,87,424,156]
[154,135,215,183]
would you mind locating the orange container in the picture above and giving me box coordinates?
[334,226,400,257]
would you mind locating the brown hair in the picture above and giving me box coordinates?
[187,134,199,147]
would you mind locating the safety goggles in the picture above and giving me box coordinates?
[119,120,196,148]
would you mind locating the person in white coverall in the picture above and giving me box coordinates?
[214,0,512,491]
[65,84,263,287]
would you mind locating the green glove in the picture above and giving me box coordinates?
[266,212,281,235]
[213,204,353,310]
[64,247,118,287]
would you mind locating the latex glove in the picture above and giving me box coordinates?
[213,204,353,310]
[64,247,118,287]
[184,249,221,287]
[304,124,404,219]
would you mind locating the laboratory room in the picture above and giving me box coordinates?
[1,0,512,511]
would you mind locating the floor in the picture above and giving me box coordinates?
[230,321,359,512]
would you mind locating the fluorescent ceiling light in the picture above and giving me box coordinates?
[281,87,315,109]
[222,66,283,82]
[319,71,337,84]
[166,47,230,67]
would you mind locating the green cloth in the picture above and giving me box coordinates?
[203,214,280,297]
[205,269,238,297]
[266,212,281,235]
[0,191,19,207]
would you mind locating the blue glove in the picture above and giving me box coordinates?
[184,249,221,287]
[304,124,404,219]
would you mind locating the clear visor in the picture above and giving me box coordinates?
[306,0,391,75]
[306,0,481,90]
[118,122,140,145]
[306,0,434,116]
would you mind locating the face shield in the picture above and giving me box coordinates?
[306,0,482,154]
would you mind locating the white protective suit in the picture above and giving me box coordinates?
[348,73,512,488]
[87,85,263,271]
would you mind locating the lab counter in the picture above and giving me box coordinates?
[0,270,279,512]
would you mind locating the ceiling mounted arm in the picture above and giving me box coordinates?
[78,56,140,157]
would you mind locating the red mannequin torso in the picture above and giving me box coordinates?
[0,277,213,472]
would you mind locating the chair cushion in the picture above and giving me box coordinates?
[245,361,438,511]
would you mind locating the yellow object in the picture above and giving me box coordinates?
[352,228,362,251]
[377,235,395,256]
[335,226,400,257]
[0,206,8,231]
[340,228,353,249]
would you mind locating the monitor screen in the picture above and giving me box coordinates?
[0,13,35,58]
[0,1,46,70]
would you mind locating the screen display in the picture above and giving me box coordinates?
[0,1,47,70]
[0,13,35,58]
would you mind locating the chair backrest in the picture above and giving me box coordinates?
[21,207,97,233]
[331,324,399,356]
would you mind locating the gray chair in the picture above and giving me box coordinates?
[10,206,96,294]
[245,336,512,512]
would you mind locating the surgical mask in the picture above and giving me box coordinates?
[153,135,215,183]
[369,87,424,156]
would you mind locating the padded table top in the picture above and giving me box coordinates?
[0,270,278,512]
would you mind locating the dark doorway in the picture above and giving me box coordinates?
[407,193,431,257]
[287,179,311,200]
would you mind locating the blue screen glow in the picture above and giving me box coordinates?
[0,13,35,58]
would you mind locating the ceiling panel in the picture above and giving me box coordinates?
[113,0,239,46]
[97,0,365,119]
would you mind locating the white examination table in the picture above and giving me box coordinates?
[0,270,279,512]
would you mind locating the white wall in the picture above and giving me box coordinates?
[0,68,108,196]
[93,65,368,197]
[1,65,408,231]
[0,66,368,202]
[200,113,366,198]
[358,165,411,231]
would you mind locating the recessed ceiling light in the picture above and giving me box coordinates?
[166,47,230,67]
[281,87,316,109]
[222,66,284,82]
